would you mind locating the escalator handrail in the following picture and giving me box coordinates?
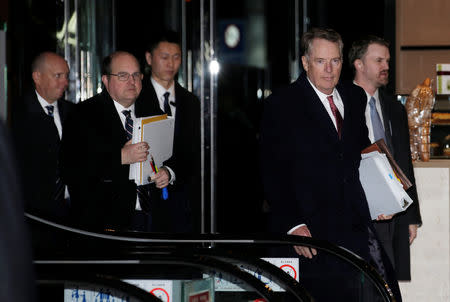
[26,213,393,301]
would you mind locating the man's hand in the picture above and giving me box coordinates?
[376,214,393,221]
[291,225,317,259]
[409,224,418,245]
[150,166,170,188]
[121,140,149,164]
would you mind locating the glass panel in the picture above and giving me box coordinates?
[57,0,114,103]
[213,0,299,233]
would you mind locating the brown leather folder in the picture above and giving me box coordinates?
[362,139,412,190]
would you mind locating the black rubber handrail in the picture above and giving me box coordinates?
[27,213,394,301]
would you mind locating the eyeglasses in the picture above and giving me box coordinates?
[109,72,142,82]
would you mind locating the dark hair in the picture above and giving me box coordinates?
[145,30,181,54]
[101,51,139,76]
[348,35,390,71]
[301,28,343,59]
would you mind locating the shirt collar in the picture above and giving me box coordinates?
[353,81,380,104]
[35,90,59,112]
[306,76,338,100]
[113,99,135,116]
[151,77,175,100]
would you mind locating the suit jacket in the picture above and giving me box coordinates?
[0,122,36,302]
[136,78,201,232]
[379,88,422,280]
[260,72,373,259]
[61,91,141,230]
[11,89,74,221]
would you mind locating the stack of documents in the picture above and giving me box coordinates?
[362,139,412,190]
[359,151,413,220]
[129,114,175,185]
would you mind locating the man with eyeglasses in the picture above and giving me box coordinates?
[136,30,200,233]
[11,51,74,230]
[61,51,157,231]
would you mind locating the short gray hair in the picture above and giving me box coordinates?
[301,28,343,59]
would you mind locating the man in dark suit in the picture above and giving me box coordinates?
[136,30,200,233]
[11,52,74,223]
[260,28,401,301]
[61,51,153,231]
[350,35,422,281]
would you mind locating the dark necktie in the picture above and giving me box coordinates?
[45,105,65,204]
[46,105,55,117]
[122,110,150,213]
[163,92,172,116]
[327,95,343,139]
[369,97,386,142]
[122,110,133,140]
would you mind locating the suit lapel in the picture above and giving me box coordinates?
[297,74,340,142]
[100,92,129,145]
[135,78,165,117]
[338,84,352,141]
[28,91,60,141]
[378,90,394,153]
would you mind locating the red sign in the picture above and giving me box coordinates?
[189,290,210,302]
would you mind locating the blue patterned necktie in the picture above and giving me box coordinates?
[122,110,150,213]
[45,105,64,204]
[369,97,386,142]
[163,92,172,116]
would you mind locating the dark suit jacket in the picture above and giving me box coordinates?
[0,122,36,302]
[260,72,373,259]
[61,91,140,230]
[136,78,201,232]
[11,90,74,221]
[260,73,407,300]
[379,88,422,280]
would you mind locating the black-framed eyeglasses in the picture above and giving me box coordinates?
[109,72,142,82]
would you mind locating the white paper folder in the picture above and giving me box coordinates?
[359,151,413,220]
[129,114,175,185]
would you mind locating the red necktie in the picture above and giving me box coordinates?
[327,95,343,139]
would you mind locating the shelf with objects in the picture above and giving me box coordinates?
[397,94,450,159]
[430,94,450,158]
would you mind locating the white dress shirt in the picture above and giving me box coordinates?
[151,77,176,117]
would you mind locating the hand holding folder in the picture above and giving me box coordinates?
[362,139,412,190]
[359,139,414,219]
[129,114,175,200]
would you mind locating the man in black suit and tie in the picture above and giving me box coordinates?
[11,52,74,224]
[260,28,401,301]
[61,51,153,231]
[136,30,200,233]
[350,35,422,281]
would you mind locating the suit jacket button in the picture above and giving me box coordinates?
[338,153,344,160]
